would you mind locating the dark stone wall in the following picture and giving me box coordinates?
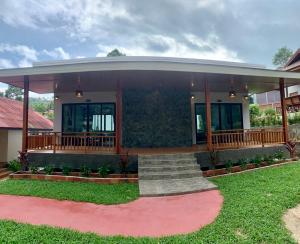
[28,153,138,173]
[196,145,290,170]
[122,84,192,148]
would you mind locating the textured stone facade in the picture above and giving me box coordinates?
[122,84,192,148]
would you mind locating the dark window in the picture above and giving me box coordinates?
[62,103,115,133]
[195,103,243,143]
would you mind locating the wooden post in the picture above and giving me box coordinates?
[116,79,122,154]
[22,75,29,153]
[279,78,289,143]
[205,80,213,151]
[53,132,57,154]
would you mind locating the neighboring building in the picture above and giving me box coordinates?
[254,49,300,112]
[0,56,299,171]
[0,97,53,163]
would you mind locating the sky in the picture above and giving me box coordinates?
[0,0,299,96]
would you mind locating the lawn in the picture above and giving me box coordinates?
[0,162,300,243]
[0,180,139,205]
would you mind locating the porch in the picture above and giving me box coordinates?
[27,127,285,154]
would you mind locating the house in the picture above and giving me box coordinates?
[0,56,299,172]
[0,97,53,165]
[254,49,300,112]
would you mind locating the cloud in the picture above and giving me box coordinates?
[0,43,71,68]
[97,33,241,62]
[0,58,14,69]
[42,47,71,60]
[1,0,300,66]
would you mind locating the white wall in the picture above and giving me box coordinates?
[7,130,22,162]
[191,92,250,144]
[287,85,300,96]
[54,91,116,132]
[0,130,8,162]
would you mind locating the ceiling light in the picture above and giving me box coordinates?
[229,90,236,98]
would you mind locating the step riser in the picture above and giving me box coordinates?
[139,160,198,167]
[139,154,195,160]
[139,165,200,173]
[139,172,201,180]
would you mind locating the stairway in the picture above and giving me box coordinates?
[0,167,11,180]
[138,153,217,196]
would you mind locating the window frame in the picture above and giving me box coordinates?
[62,102,116,133]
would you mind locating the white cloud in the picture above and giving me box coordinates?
[43,47,70,60]
[0,43,71,68]
[0,58,14,69]
[96,33,242,62]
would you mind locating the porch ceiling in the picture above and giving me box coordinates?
[0,56,299,94]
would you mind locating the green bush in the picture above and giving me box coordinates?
[44,165,54,175]
[274,150,285,160]
[98,166,110,178]
[237,158,248,170]
[225,160,233,172]
[30,166,38,174]
[62,166,71,176]
[250,155,263,167]
[80,166,91,177]
[7,159,21,172]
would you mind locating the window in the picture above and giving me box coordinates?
[62,103,115,133]
[195,103,243,143]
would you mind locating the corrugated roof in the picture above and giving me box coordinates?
[0,97,53,129]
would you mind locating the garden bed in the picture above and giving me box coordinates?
[202,157,299,177]
[9,172,138,184]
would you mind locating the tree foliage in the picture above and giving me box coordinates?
[106,49,126,57]
[5,85,23,101]
[272,46,293,67]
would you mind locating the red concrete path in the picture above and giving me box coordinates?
[0,190,223,237]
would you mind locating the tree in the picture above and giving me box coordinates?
[0,92,3,97]
[5,85,23,101]
[107,49,126,57]
[272,46,293,67]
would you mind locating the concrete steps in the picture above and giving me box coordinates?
[138,153,217,196]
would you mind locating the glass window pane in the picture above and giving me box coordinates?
[231,104,243,129]
[62,105,75,133]
[74,104,88,132]
[195,104,206,132]
[89,104,102,132]
[220,104,232,130]
[211,104,220,131]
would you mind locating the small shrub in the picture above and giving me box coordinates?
[119,151,129,175]
[237,158,248,170]
[225,160,233,172]
[252,155,263,167]
[62,166,71,176]
[274,150,284,160]
[285,141,297,158]
[8,159,21,172]
[44,165,54,175]
[80,166,91,177]
[264,155,275,165]
[30,166,38,174]
[98,166,110,178]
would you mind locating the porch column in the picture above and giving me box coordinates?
[22,75,29,152]
[116,79,122,154]
[279,78,289,143]
[205,80,213,151]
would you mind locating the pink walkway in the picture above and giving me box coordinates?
[0,190,223,237]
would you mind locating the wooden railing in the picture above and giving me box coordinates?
[28,132,116,153]
[212,128,284,149]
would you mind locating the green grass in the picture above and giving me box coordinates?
[1,162,300,243]
[0,180,139,205]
